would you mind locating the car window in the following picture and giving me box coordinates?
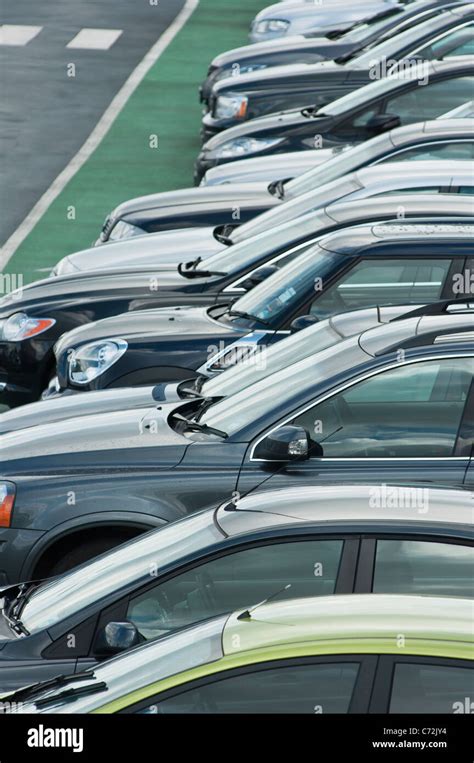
[373,540,474,597]
[309,259,452,319]
[414,23,474,60]
[374,187,441,195]
[290,358,473,458]
[126,540,344,640]
[385,76,474,124]
[389,663,474,713]
[458,186,474,195]
[378,142,474,163]
[137,662,360,714]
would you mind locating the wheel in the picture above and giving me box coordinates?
[47,535,126,576]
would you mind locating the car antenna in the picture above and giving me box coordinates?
[237,584,292,621]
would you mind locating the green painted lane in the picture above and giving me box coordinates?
[4,0,263,284]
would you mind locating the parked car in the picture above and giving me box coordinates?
[49,221,474,395]
[203,7,474,138]
[195,60,474,180]
[1,302,473,579]
[15,301,474,440]
[249,0,400,43]
[4,594,473,713]
[0,483,471,691]
[71,150,474,262]
[1,194,472,408]
[199,117,474,188]
[200,0,456,106]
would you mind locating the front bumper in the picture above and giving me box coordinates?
[0,339,55,408]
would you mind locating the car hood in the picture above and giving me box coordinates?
[0,383,184,433]
[55,227,226,275]
[204,108,332,148]
[204,148,336,185]
[111,183,270,217]
[0,403,190,468]
[54,306,237,353]
[215,58,344,90]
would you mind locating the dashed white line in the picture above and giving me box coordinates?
[0,0,200,270]
[0,25,42,46]
[66,28,123,50]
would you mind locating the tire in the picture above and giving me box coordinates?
[47,535,127,576]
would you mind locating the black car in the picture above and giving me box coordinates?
[3,194,471,407]
[51,222,474,394]
[201,5,473,138]
[200,0,459,106]
[0,484,470,691]
[195,59,474,181]
[0,327,473,582]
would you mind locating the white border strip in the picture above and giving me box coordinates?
[0,0,200,271]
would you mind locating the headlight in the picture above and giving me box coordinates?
[214,93,248,120]
[68,339,128,385]
[0,482,15,528]
[0,313,56,342]
[254,19,290,35]
[108,220,144,242]
[214,136,283,158]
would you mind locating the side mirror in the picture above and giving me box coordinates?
[290,314,319,333]
[93,621,140,657]
[254,425,311,462]
[240,265,279,291]
[366,113,401,135]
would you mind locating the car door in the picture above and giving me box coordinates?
[237,354,474,495]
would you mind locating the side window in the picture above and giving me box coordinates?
[126,540,344,640]
[414,24,474,61]
[389,662,474,713]
[290,358,473,458]
[137,662,360,714]
[385,76,474,124]
[458,186,474,195]
[310,258,452,318]
[372,540,474,597]
[379,142,474,163]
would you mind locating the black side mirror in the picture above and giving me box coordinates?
[94,621,140,657]
[254,425,311,462]
[290,314,319,333]
[366,113,401,135]
[241,265,279,291]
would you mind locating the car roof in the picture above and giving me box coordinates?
[359,312,474,356]
[216,484,474,536]
[222,594,474,658]
[317,218,474,253]
[324,193,474,223]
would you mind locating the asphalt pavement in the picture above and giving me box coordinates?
[0,0,185,246]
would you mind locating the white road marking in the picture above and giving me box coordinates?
[0,25,42,46]
[66,28,123,50]
[0,0,200,270]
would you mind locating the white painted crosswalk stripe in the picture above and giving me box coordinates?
[66,28,123,50]
[0,24,42,46]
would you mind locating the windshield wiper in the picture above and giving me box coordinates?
[178,261,226,279]
[3,671,100,703]
[268,179,285,200]
[35,681,108,708]
[172,412,228,439]
[213,225,235,245]
[227,309,271,326]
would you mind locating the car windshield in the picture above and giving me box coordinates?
[322,69,425,116]
[223,245,342,328]
[200,208,332,276]
[21,510,223,634]
[16,617,225,714]
[202,320,343,399]
[231,175,362,244]
[199,338,367,437]
[285,135,390,198]
[340,7,405,44]
[352,12,456,67]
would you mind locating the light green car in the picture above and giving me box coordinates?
[6,594,473,714]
